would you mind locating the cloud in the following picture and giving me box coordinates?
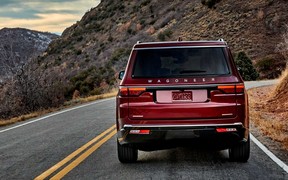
[0,13,80,33]
[0,0,80,6]
[0,0,100,33]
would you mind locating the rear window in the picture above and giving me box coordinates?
[132,47,230,78]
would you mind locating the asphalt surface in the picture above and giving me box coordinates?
[0,80,287,180]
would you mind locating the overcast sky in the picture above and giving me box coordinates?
[0,0,101,34]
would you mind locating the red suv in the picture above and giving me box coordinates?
[116,40,250,163]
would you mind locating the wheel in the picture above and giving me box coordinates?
[117,140,138,163]
[229,135,250,162]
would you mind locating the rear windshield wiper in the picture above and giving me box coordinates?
[179,70,207,74]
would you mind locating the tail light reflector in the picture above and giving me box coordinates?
[216,128,237,133]
[129,129,150,134]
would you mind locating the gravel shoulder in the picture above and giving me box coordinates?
[248,85,288,164]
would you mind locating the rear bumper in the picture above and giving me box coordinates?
[117,123,248,150]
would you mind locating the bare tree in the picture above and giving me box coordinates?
[0,33,67,119]
[0,59,67,119]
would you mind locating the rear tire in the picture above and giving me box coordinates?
[229,135,250,162]
[117,140,138,163]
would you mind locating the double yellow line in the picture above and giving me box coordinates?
[35,125,116,180]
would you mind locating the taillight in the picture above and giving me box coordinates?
[129,87,146,96]
[217,84,245,93]
[235,84,245,93]
[120,87,128,96]
[217,85,235,93]
[119,87,146,96]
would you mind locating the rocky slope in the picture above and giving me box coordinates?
[37,0,288,94]
[0,28,58,80]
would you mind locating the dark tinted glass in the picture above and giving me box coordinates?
[132,47,230,78]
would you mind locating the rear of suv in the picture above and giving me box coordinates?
[116,40,249,163]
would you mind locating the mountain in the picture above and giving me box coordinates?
[38,0,288,90]
[1,0,288,119]
[0,28,58,80]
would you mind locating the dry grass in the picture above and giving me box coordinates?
[248,85,288,150]
[0,90,118,127]
[64,89,117,106]
[271,68,288,101]
[0,109,55,127]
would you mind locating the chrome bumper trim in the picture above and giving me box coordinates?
[123,122,243,129]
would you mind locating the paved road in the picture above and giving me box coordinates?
[0,80,287,179]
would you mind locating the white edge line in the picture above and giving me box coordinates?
[0,97,115,134]
[246,80,287,174]
[250,133,288,173]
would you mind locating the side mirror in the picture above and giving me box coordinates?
[118,71,125,80]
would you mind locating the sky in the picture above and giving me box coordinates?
[0,0,101,34]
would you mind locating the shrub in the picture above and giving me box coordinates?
[235,51,259,81]
[256,54,286,79]
[108,35,113,42]
[68,65,116,98]
[110,48,130,64]
[157,29,173,41]
[76,36,83,42]
[127,28,136,35]
[54,57,62,66]
[158,32,166,41]
[201,0,221,8]
[75,49,82,55]
[140,19,146,25]
[141,0,151,7]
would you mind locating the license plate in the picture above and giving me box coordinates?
[172,91,192,101]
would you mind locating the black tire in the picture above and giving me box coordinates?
[117,140,138,163]
[229,136,250,162]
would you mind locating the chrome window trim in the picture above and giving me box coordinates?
[133,46,227,50]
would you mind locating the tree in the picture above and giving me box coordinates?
[0,33,65,119]
[235,51,259,81]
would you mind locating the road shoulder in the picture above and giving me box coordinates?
[248,85,288,164]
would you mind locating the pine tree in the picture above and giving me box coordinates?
[235,51,259,81]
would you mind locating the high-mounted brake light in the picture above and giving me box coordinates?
[119,87,146,96]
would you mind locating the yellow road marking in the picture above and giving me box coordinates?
[34,125,116,180]
[51,129,117,179]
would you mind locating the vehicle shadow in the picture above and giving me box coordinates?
[137,147,229,164]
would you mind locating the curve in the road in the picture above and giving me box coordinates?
[0,80,287,179]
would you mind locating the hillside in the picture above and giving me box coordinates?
[1,0,288,119]
[0,28,58,81]
[38,0,288,87]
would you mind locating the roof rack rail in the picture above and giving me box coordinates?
[177,37,183,41]
[218,38,227,45]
